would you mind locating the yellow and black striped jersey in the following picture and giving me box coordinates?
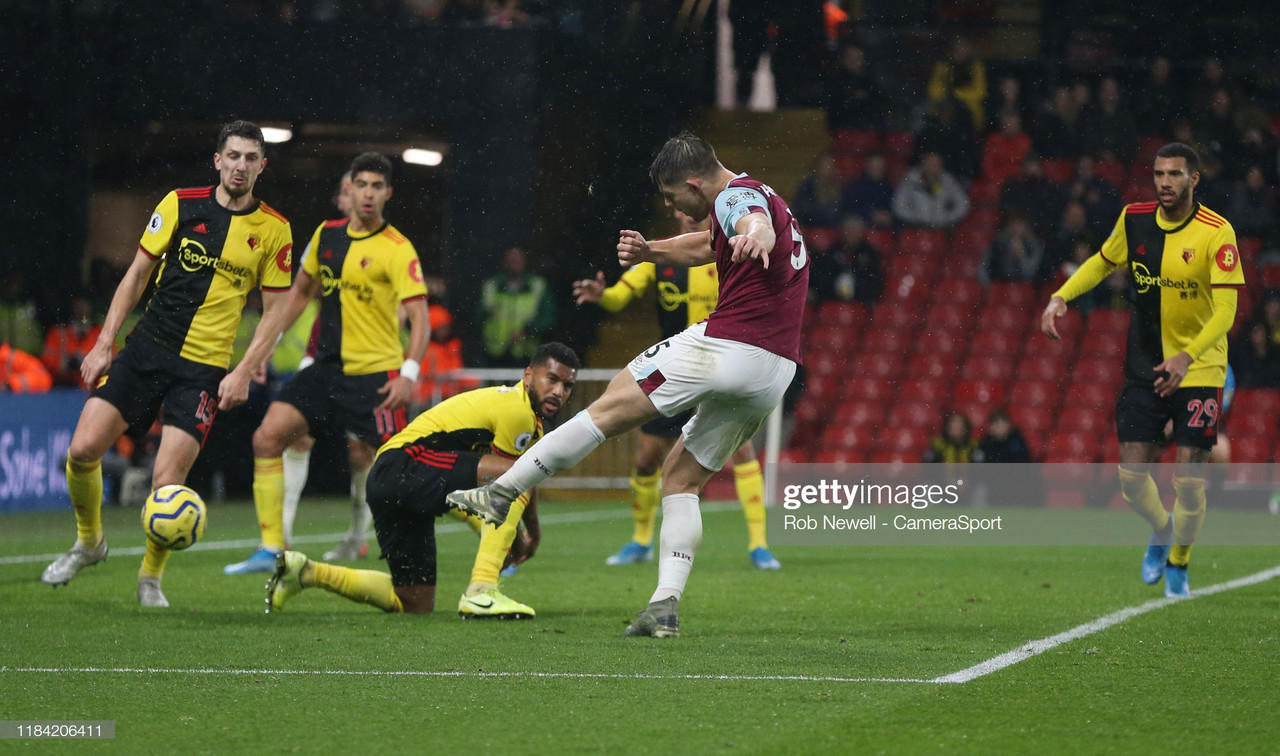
[135,186,293,368]
[301,219,427,376]
[1097,201,1244,387]
[379,382,543,459]
[601,261,720,339]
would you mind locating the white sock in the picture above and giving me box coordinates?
[650,493,702,603]
[347,467,371,541]
[493,410,606,501]
[281,447,311,545]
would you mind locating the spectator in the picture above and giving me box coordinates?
[0,271,41,355]
[1197,88,1242,169]
[41,293,104,389]
[1067,155,1123,240]
[1232,322,1280,388]
[825,44,886,131]
[1189,58,1233,116]
[1194,151,1232,210]
[892,152,970,229]
[1033,85,1082,159]
[974,410,1031,463]
[979,210,1043,286]
[1039,201,1089,282]
[1134,56,1183,134]
[1225,165,1275,239]
[792,152,848,228]
[1238,127,1279,186]
[985,75,1030,134]
[1000,154,1062,236]
[926,37,986,131]
[810,215,883,304]
[1259,290,1280,347]
[477,246,556,367]
[840,152,894,227]
[924,412,977,463]
[913,98,978,180]
[411,303,478,411]
[0,343,52,394]
[980,112,1033,186]
[1082,77,1139,163]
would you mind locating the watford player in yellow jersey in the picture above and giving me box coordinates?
[265,343,578,616]
[42,121,295,608]
[573,208,780,570]
[1042,143,1244,598]
[225,153,430,575]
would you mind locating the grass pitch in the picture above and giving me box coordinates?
[1,497,1278,754]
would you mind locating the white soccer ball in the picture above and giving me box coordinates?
[141,485,208,551]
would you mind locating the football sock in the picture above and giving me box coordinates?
[346,467,371,541]
[1118,467,1170,532]
[469,494,528,588]
[138,540,170,580]
[650,493,702,603]
[1169,476,1207,567]
[307,561,402,613]
[447,508,484,533]
[281,447,310,545]
[66,458,104,547]
[253,457,286,552]
[630,470,661,547]
[734,459,768,550]
[493,410,606,503]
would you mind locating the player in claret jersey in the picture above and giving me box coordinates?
[42,121,295,608]
[1041,143,1244,598]
[448,131,809,636]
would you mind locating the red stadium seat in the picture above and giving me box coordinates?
[928,301,978,329]
[968,329,1022,358]
[1009,404,1056,434]
[1044,432,1101,462]
[789,397,827,449]
[1137,136,1166,164]
[1229,437,1273,463]
[900,376,950,404]
[1094,159,1127,187]
[819,301,870,329]
[804,226,841,253]
[1100,435,1121,464]
[898,228,948,257]
[868,449,920,465]
[1065,382,1116,414]
[959,207,1000,236]
[805,374,844,402]
[844,376,894,402]
[778,448,811,464]
[952,228,994,258]
[1035,332,1081,363]
[876,425,930,454]
[1071,356,1124,388]
[883,130,914,158]
[916,329,967,356]
[807,350,845,377]
[861,327,914,354]
[882,274,933,307]
[954,379,1007,405]
[1233,388,1280,418]
[1087,308,1129,333]
[813,449,866,465]
[818,425,874,454]
[1236,236,1263,263]
[1057,407,1110,435]
[836,399,888,428]
[886,401,940,430]
[906,351,958,379]
[887,254,938,282]
[1230,413,1277,442]
[1015,354,1067,382]
[834,154,866,181]
[831,128,881,153]
[852,352,904,380]
[977,302,1028,334]
[1008,381,1059,409]
[987,281,1037,310]
[969,177,1003,207]
[872,303,925,330]
[951,400,996,430]
[1079,330,1126,357]
[1042,158,1075,183]
[1260,264,1280,291]
[864,227,895,252]
[934,278,985,308]
[805,322,859,352]
[961,354,1015,382]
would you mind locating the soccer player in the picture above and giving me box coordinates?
[448,132,808,637]
[224,152,430,575]
[265,343,579,616]
[573,207,780,570]
[1041,143,1243,598]
[41,121,295,607]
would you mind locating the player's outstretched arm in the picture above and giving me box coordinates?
[620,229,713,267]
[573,271,607,305]
[81,248,161,388]
[1040,296,1068,340]
[377,296,429,410]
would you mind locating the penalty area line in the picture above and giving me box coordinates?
[931,564,1280,684]
[0,666,932,685]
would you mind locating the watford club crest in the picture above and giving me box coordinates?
[247,234,260,251]
[1182,248,1195,264]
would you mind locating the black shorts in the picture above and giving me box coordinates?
[640,408,694,439]
[91,334,225,446]
[1115,384,1223,450]
[277,363,407,448]
[366,445,481,587]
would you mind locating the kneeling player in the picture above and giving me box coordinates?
[265,343,577,615]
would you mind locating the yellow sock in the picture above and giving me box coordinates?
[470,494,528,587]
[138,540,170,580]
[734,459,767,550]
[1169,476,1207,566]
[630,471,661,546]
[66,458,104,547]
[1118,467,1170,532]
[448,508,484,534]
[253,457,286,551]
[309,561,402,613]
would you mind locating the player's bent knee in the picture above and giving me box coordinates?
[395,585,435,614]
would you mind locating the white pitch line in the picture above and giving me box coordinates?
[931,564,1280,684]
[0,503,739,566]
[0,666,930,684]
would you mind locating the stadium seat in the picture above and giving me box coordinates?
[906,351,958,379]
[831,128,881,153]
[967,330,1022,359]
[1044,432,1100,462]
[1094,159,1127,187]
[1078,330,1126,357]
[806,322,859,352]
[900,376,950,404]
[951,400,996,430]
[844,376,895,402]
[1086,308,1129,333]
[854,351,905,379]
[1123,182,1151,204]
[882,274,933,307]
[872,303,925,329]
[807,350,845,377]
[960,354,1015,382]
[954,379,1006,405]
[916,328,967,356]
[864,227,895,252]
[980,135,1028,186]
[1229,437,1273,463]
[951,228,994,258]
[778,448,810,464]
[1230,413,1277,443]
[986,281,1036,310]
[1035,331,1081,363]
[1237,236,1262,262]
[1008,381,1059,409]
[804,226,841,253]
[898,228,948,257]
[836,398,888,428]
[819,301,870,328]
[1042,158,1075,183]
[1015,354,1067,382]
[834,154,866,181]
[819,424,876,454]
[883,130,914,158]
[1232,388,1280,418]
[887,254,938,282]
[886,401,940,430]
[813,449,866,465]
[1057,407,1110,435]
[1065,382,1116,414]
[934,278,985,308]
[1260,263,1280,290]
[959,207,1000,236]
[977,302,1028,334]
[927,301,977,329]
[861,327,914,354]
[805,374,844,402]
[875,426,930,455]
[1010,404,1055,435]
[968,177,1003,207]
[885,157,910,185]
[1137,135,1165,164]
[1071,356,1124,388]
[868,449,919,465]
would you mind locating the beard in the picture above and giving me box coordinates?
[222,176,251,198]
[1159,185,1189,208]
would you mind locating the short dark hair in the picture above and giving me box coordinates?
[649,131,722,187]
[530,342,580,370]
[217,120,265,153]
[1155,142,1200,173]
[351,152,393,184]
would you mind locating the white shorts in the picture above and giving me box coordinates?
[627,322,796,471]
